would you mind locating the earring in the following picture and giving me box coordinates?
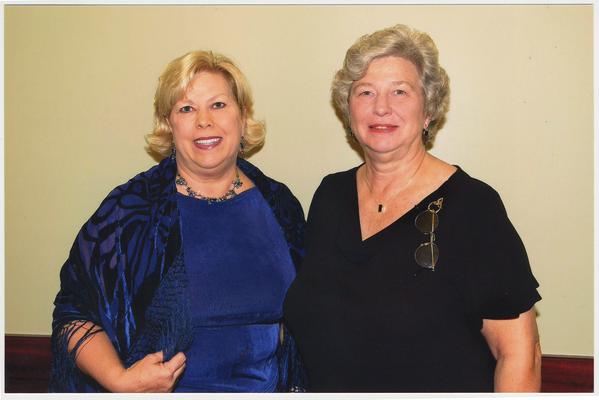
[239,137,246,158]
[422,128,430,144]
[348,130,356,142]
[170,143,176,160]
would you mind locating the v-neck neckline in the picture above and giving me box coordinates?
[352,165,462,244]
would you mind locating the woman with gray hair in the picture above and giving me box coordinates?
[50,50,306,392]
[284,24,541,392]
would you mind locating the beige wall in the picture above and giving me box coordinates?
[4,5,593,356]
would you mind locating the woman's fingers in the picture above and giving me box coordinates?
[164,352,186,372]
[172,361,187,382]
[161,352,186,392]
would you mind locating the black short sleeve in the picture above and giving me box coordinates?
[467,188,541,319]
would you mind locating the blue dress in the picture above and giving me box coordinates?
[50,156,307,393]
[174,187,296,392]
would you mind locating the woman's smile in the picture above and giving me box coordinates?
[367,124,398,133]
[193,136,223,149]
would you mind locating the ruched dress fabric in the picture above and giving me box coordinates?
[283,166,541,392]
[173,188,296,392]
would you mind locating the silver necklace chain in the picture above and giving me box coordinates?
[364,155,426,213]
[175,169,243,204]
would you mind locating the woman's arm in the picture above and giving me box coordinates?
[481,308,541,392]
[68,321,186,392]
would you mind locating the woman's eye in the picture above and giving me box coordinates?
[212,102,226,109]
[179,105,194,113]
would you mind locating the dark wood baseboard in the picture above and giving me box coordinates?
[541,354,594,392]
[5,335,53,393]
[4,334,594,393]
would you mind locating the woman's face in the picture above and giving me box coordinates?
[349,56,430,157]
[168,71,245,177]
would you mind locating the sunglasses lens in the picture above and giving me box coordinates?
[415,242,439,269]
[415,210,438,233]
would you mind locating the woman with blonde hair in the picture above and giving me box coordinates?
[51,50,306,392]
[284,24,541,392]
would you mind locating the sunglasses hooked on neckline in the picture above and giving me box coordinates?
[414,197,444,271]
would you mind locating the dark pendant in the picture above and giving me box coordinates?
[378,204,384,213]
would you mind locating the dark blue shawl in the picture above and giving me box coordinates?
[50,156,306,392]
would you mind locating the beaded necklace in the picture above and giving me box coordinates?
[175,169,243,203]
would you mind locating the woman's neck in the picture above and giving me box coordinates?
[361,147,428,195]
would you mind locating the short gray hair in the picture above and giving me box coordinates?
[331,24,450,148]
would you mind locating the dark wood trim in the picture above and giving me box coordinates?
[5,335,52,393]
[4,334,595,393]
[541,354,594,392]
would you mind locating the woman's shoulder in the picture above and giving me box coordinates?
[426,155,500,202]
[446,166,507,215]
[109,158,174,198]
[316,165,360,193]
[237,158,305,219]
[303,166,359,216]
[92,158,175,222]
[238,158,298,200]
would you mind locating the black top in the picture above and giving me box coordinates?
[283,166,541,392]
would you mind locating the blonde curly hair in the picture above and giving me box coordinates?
[146,51,265,158]
[331,24,450,148]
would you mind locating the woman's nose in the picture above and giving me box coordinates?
[196,110,213,128]
[374,95,391,116]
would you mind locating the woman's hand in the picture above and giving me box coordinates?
[68,321,186,392]
[114,351,187,393]
[481,308,541,392]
